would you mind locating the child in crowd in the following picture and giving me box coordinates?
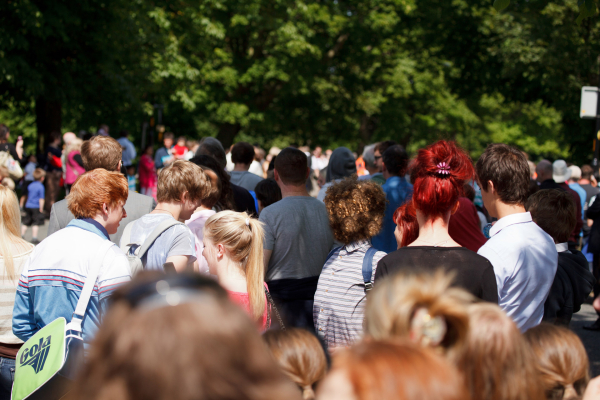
[19,154,37,209]
[254,178,282,214]
[139,145,157,200]
[526,189,594,326]
[525,323,590,400]
[173,136,188,160]
[186,168,220,275]
[126,165,137,192]
[20,168,45,244]
[263,328,327,400]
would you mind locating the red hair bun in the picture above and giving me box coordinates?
[410,140,474,217]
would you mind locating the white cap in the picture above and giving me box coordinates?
[568,165,581,180]
[553,160,571,183]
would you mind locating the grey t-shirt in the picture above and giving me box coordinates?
[123,214,197,270]
[229,171,264,192]
[259,196,334,281]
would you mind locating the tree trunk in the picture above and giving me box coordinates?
[217,123,241,149]
[35,97,62,153]
[358,115,377,155]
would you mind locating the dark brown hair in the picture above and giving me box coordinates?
[526,189,576,243]
[70,274,302,400]
[327,339,468,400]
[255,179,282,209]
[456,303,545,400]
[201,169,221,209]
[375,140,397,155]
[263,329,327,400]
[382,145,409,176]
[525,323,589,400]
[81,135,123,172]
[157,160,211,203]
[581,165,594,180]
[475,143,530,206]
[190,154,235,211]
[274,147,308,186]
[232,142,256,165]
[324,176,386,244]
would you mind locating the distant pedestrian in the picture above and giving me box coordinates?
[20,169,46,245]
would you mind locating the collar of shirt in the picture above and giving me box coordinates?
[343,239,372,254]
[67,218,110,240]
[555,242,569,253]
[489,212,532,238]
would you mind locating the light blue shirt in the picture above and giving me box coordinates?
[477,212,557,332]
[117,137,137,167]
[371,176,413,253]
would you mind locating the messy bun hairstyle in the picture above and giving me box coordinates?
[410,140,474,218]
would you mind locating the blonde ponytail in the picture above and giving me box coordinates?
[204,211,266,322]
[0,186,31,282]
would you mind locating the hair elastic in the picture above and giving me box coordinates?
[409,307,447,347]
[436,162,451,176]
[245,218,250,227]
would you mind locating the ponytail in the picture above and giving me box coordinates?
[204,211,266,322]
[245,217,266,321]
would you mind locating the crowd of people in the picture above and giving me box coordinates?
[1,121,600,399]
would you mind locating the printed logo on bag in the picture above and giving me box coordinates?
[19,336,51,373]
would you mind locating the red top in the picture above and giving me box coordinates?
[227,283,270,331]
[173,145,188,157]
[448,197,487,253]
[139,154,157,188]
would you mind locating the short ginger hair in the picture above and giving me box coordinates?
[67,169,128,218]
[157,160,211,204]
[81,135,123,171]
[324,176,386,244]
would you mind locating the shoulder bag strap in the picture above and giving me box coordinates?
[67,240,115,331]
[362,247,378,292]
[325,246,342,264]
[137,219,183,258]
[264,287,285,331]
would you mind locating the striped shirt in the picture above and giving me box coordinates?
[0,248,33,345]
[313,240,386,350]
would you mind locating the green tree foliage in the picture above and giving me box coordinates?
[0,0,598,163]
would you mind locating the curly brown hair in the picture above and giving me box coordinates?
[324,176,386,245]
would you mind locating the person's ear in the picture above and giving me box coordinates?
[451,201,460,215]
[274,169,280,183]
[487,180,496,195]
[102,203,109,216]
[382,162,388,173]
[180,191,189,204]
[117,160,122,172]
[216,243,225,259]
[305,167,310,180]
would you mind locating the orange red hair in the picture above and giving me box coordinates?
[393,201,419,248]
[67,168,128,218]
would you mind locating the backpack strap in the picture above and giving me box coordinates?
[362,247,378,292]
[67,240,115,332]
[325,246,342,264]
[137,219,184,259]
[120,221,134,253]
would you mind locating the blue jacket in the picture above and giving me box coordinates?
[12,219,131,344]
[371,176,413,253]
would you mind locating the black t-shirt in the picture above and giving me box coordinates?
[374,246,498,303]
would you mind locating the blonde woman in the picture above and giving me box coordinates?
[0,186,34,398]
[203,211,269,329]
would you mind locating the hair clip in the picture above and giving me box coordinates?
[245,218,250,227]
[409,307,447,347]
[436,162,451,176]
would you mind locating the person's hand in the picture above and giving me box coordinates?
[583,376,600,400]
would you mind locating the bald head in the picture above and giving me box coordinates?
[536,160,553,183]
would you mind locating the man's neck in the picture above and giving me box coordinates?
[233,164,250,172]
[366,166,379,175]
[280,184,309,198]
[580,179,591,185]
[152,202,182,220]
[495,202,527,220]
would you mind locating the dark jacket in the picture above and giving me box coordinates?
[588,195,600,254]
[543,250,594,326]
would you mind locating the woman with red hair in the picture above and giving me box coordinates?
[392,201,419,249]
[374,140,497,303]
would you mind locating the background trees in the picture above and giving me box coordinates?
[0,0,598,162]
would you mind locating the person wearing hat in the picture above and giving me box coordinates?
[568,165,587,221]
[538,160,584,248]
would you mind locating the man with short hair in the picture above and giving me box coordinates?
[259,147,334,331]
[121,160,210,272]
[359,143,385,185]
[476,144,557,331]
[48,135,156,245]
[526,189,594,326]
[196,138,257,215]
[371,145,412,253]
[117,130,137,167]
[373,140,397,181]
[155,132,175,169]
[229,142,264,192]
[568,165,587,221]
